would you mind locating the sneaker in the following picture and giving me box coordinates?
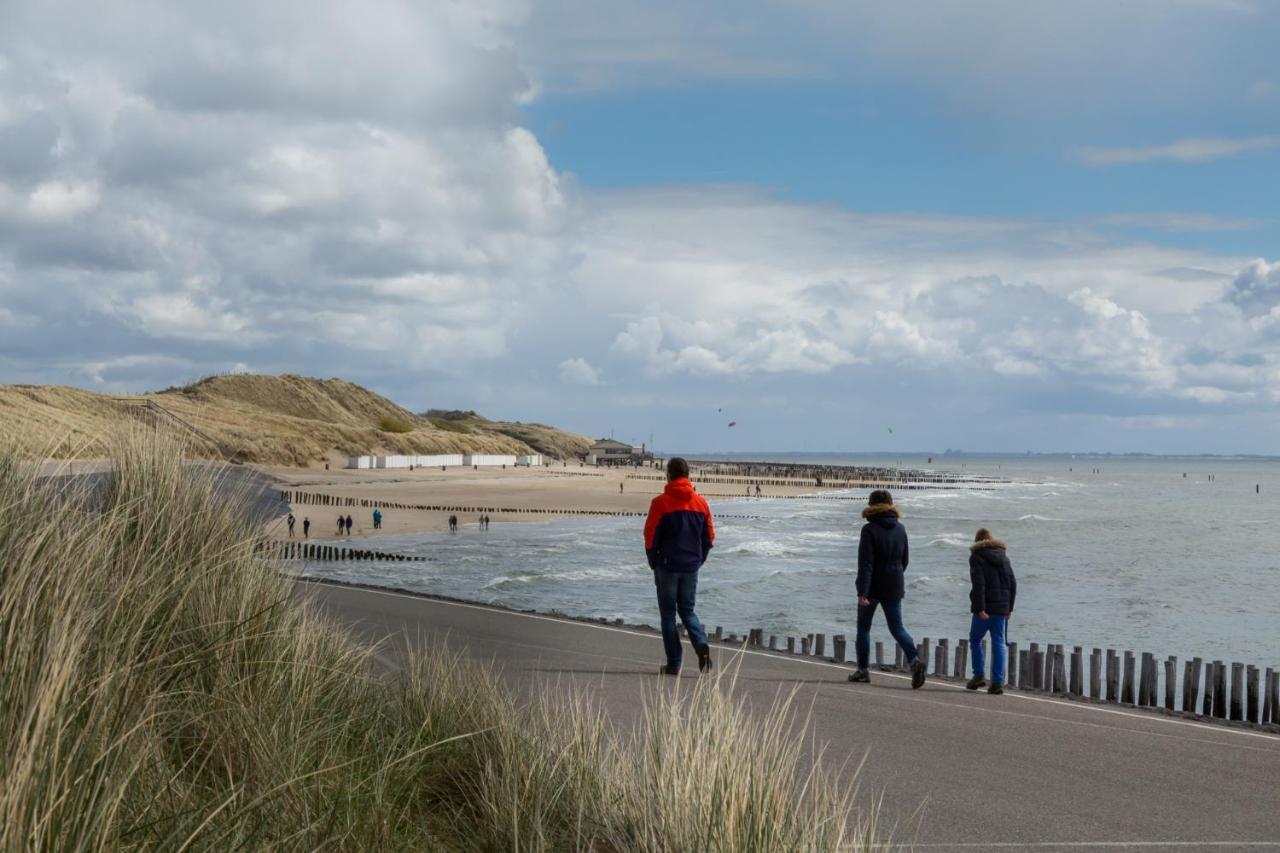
[987,683,1004,695]
[658,665,681,677]
[911,658,927,689]
[694,643,713,674]
[848,669,871,683]
[965,675,988,691]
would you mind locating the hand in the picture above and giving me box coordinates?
[857,596,870,606]
[979,611,989,620]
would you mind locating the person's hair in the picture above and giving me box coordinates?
[868,489,893,506]
[974,527,992,542]
[666,457,690,481]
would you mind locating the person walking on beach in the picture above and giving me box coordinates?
[287,513,295,537]
[336,515,344,535]
[372,508,382,530]
[849,490,926,688]
[966,528,1016,695]
[448,514,458,533]
[644,457,715,676]
[344,514,353,535]
[302,517,310,538]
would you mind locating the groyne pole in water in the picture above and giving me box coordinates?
[833,634,847,663]
[1122,652,1136,705]
[1090,649,1102,700]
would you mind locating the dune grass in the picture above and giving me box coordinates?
[1,431,891,850]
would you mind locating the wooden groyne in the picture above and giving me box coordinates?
[279,489,767,521]
[624,473,1001,491]
[259,539,430,563]
[711,627,1280,729]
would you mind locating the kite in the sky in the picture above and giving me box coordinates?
[728,421,737,428]
[886,426,894,434]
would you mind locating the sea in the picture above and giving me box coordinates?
[302,455,1280,672]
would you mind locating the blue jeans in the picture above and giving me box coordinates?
[969,614,1008,684]
[654,570,708,668]
[855,598,917,670]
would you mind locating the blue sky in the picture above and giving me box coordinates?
[2,0,1279,454]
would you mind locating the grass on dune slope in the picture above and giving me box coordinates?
[0,432,892,850]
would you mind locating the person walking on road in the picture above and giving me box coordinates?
[344,514,353,535]
[302,517,310,538]
[966,528,1017,695]
[372,508,382,530]
[287,513,295,537]
[644,457,715,676]
[850,489,926,688]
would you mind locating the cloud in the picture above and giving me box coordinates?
[1071,136,1280,166]
[558,357,600,385]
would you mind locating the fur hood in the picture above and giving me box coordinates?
[861,503,901,519]
[970,538,1008,552]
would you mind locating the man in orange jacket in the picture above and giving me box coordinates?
[644,457,715,675]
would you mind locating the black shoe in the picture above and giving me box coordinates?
[658,665,681,677]
[848,669,871,683]
[988,682,1004,695]
[911,658,927,689]
[694,643,712,673]
[966,675,988,691]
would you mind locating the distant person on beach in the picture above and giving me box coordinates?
[850,490,926,688]
[448,514,458,532]
[966,528,1016,695]
[287,513,295,537]
[344,514,353,535]
[620,481,624,494]
[644,457,715,676]
[755,483,762,497]
[302,517,310,538]
[336,515,344,535]
[372,508,382,530]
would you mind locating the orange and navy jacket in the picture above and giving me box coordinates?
[644,477,715,573]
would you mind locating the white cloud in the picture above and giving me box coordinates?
[558,357,600,385]
[1071,136,1280,166]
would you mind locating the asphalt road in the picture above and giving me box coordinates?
[301,580,1280,852]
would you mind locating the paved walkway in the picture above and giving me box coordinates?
[302,580,1280,852]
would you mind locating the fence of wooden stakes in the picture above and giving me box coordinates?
[700,626,1280,729]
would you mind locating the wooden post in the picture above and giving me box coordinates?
[815,633,826,657]
[1204,661,1216,716]
[1045,646,1056,692]
[1213,661,1227,718]
[768,635,777,650]
[1264,668,1274,724]
[920,638,931,671]
[1053,647,1067,694]
[714,626,723,641]
[786,637,796,654]
[1122,651,1136,704]
[938,639,950,678]
[875,641,885,669]
[1106,649,1119,702]
[1138,652,1152,707]
[833,634,847,663]
[1182,659,1195,712]
[801,636,811,656]
[1269,669,1280,725]
[958,639,971,679]
[1246,665,1259,724]
[1164,657,1176,711]
[1070,646,1083,696]
[1018,649,1030,689]
[1090,649,1102,700]
[1030,643,1042,689]
[1230,662,1244,721]
[894,645,904,671]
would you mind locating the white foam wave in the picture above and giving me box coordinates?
[1018,514,1060,522]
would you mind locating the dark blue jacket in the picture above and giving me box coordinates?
[970,540,1017,615]
[856,504,909,601]
[644,478,715,573]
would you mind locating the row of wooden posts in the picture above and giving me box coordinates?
[623,474,999,491]
[279,489,766,521]
[695,626,1280,727]
[260,540,430,563]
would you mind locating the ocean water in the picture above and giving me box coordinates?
[302,455,1280,670]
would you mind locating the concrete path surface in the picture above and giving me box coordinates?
[301,580,1280,852]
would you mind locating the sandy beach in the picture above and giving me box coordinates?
[260,462,850,541]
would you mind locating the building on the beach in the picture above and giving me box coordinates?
[585,438,647,466]
[462,454,518,467]
[518,454,544,466]
[346,454,463,469]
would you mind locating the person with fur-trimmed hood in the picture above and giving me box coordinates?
[966,528,1017,695]
[849,490,926,688]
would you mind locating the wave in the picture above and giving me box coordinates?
[482,565,638,589]
[1017,514,1060,522]
[724,538,812,558]
[925,534,971,548]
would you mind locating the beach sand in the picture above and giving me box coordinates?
[260,462,837,541]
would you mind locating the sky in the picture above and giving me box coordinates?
[2,1,1279,454]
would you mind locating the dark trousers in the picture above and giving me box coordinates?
[855,598,917,670]
[654,570,708,669]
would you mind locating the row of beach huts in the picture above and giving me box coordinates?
[345,453,544,469]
